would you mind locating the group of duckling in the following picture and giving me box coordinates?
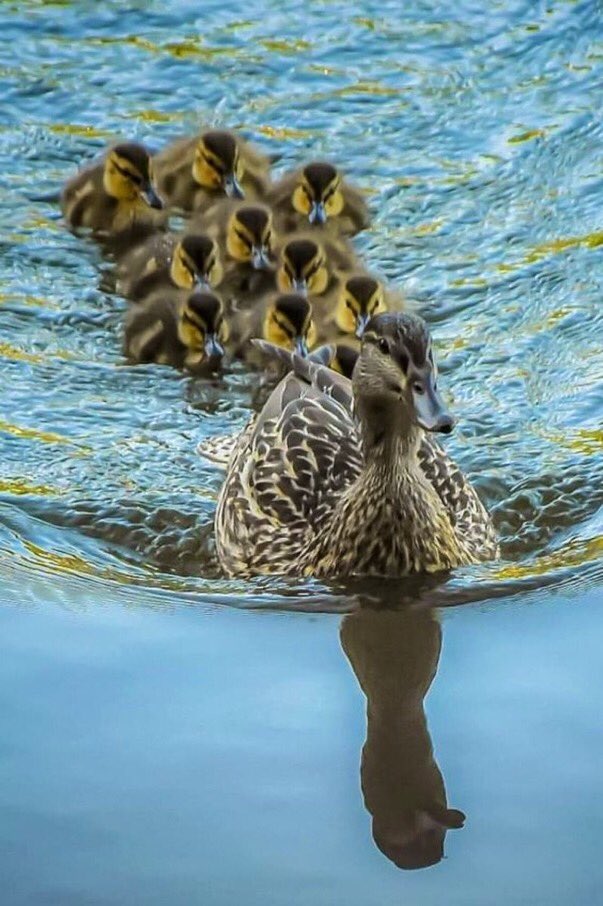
[61,128,397,379]
[61,128,499,581]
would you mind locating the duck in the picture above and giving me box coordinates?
[153,129,271,214]
[195,201,277,307]
[115,232,223,302]
[214,311,499,577]
[230,292,316,362]
[123,289,227,373]
[61,142,166,248]
[267,161,370,236]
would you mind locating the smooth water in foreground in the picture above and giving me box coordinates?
[1,1,602,903]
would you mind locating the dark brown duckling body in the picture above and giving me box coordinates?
[124,290,227,373]
[61,142,167,251]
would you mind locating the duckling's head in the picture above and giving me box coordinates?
[292,162,344,226]
[355,313,454,435]
[336,275,387,338]
[226,204,274,269]
[192,130,244,198]
[263,293,316,356]
[277,237,329,296]
[177,291,228,368]
[103,143,163,208]
[330,343,359,379]
[171,234,223,290]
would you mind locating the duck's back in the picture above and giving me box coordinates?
[216,356,363,576]
[116,233,178,301]
[61,162,116,232]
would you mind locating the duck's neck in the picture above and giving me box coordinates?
[356,396,422,475]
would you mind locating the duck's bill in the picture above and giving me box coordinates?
[294,336,309,357]
[194,275,212,291]
[291,277,308,294]
[355,312,371,338]
[204,334,225,361]
[309,201,327,225]
[224,174,244,199]
[141,183,164,210]
[412,375,455,434]
[251,246,272,270]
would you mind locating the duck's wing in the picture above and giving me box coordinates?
[196,344,340,467]
[153,135,197,171]
[264,169,299,212]
[189,197,237,238]
[61,163,115,233]
[418,437,499,559]
[342,181,371,233]
[224,345,360,523]
[116,233,177,299]
[241,140,272,177]
[123,295,179,365]
[324,236,360,271]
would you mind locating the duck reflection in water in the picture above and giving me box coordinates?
[340,605,465,869]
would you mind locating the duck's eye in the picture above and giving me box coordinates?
[412,381,424,395]
[378,338,390,355]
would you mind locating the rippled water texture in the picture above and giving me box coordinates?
[1,1,603,903]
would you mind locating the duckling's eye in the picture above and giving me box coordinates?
[378,338,390,355]
[412,381,424,395]
[234,228,251,250]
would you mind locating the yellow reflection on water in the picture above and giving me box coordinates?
[494,534,603,580]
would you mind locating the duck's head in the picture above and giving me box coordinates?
[355,313,454,435]
[336,274,387,338]
[226,204,274,269]
[170,234,223,291]
[177,291,228,368]
[292,162,344,226]
[192,130,244,198]
[263,293,316,357]
[277,237,329,296]
[103,143,163,208]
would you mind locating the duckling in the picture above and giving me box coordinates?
[230,292,316,362]
[309,343,359,379]
[124,289,227,373]
[276,233,357,298]
[153,129,270,213]
[61,142,166,247]
[116,233,223,302]
[214,311,499,577]
[315,272,400,346]
[196,201,277,306]
[267,161,370,236]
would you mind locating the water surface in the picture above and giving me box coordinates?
[1,0,602,902]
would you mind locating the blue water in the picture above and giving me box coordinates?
[1,0,603,902]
